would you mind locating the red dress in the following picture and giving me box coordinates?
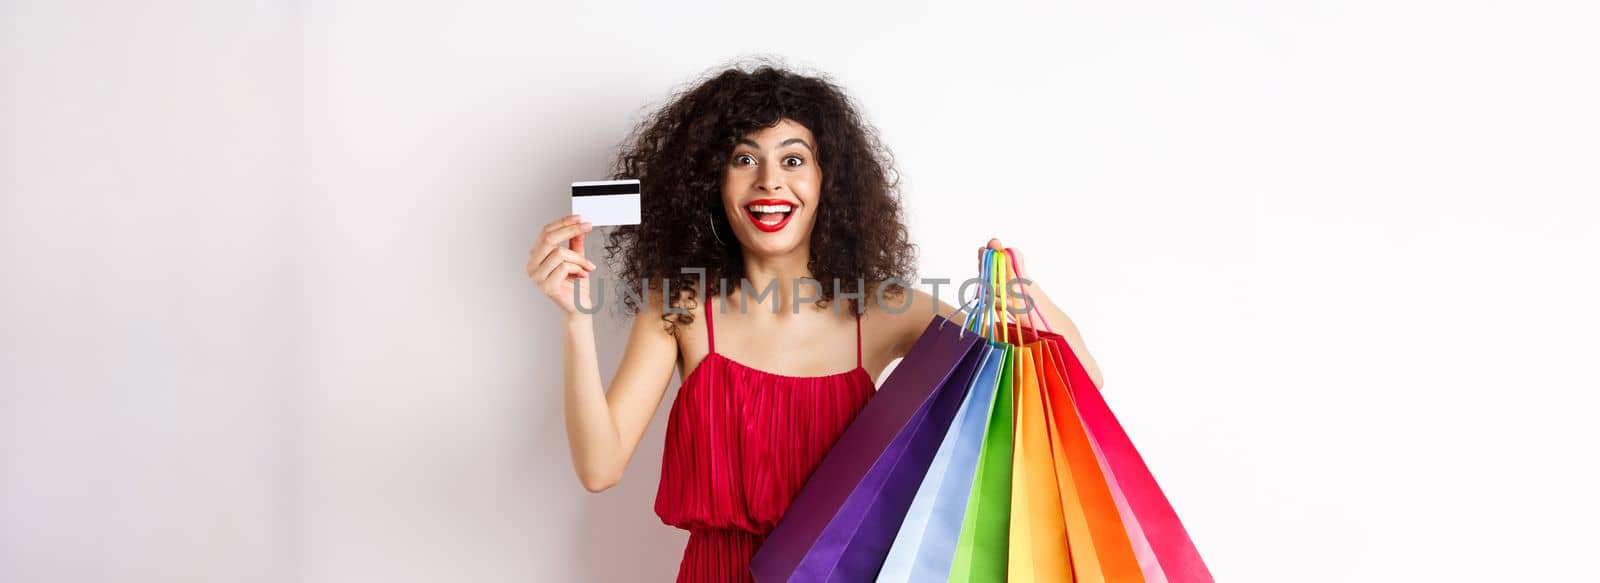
[656,295,876,582]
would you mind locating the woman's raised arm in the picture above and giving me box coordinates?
[559,285,679,493]
[528,214,679,493]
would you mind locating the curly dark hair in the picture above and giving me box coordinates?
[601,59,916,334]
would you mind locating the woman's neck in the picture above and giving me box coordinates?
[737,245,816,314]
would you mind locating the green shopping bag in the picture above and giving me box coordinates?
[948,344,1013,583]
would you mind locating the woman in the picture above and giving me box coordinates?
[527,62,1104,582]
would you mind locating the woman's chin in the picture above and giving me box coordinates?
[736,228,808,257]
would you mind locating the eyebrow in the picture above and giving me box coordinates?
[736,138,814,152]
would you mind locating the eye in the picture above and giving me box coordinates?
[783,155,805,167]
[733,153,756,165]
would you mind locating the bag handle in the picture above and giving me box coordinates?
[991,249,1024,344]
[956,248,1001,340]
[946,248,993,339]
[970,248,996,339]
[1000,247,1053,335]
[950,247,1038,342]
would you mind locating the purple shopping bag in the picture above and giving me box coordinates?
[750,314,987,582]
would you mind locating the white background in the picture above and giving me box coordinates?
[4,0,1598,581]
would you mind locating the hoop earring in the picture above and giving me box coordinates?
[708,213,726,247]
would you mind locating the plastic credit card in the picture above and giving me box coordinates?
[570,179,641,226]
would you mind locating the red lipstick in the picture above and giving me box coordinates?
[743,198,797,233]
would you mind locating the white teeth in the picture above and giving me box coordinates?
[746,204,794,213]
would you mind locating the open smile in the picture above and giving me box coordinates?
[742,199,797,233]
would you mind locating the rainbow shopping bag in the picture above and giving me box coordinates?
[1002,247,1213,583]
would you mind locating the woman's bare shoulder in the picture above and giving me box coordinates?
[624,279,684,351]
[864,283,964,357]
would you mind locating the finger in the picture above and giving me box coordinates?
[979,238,1004,261]
[540,257,590,286]
[541,214,583,236]
[536,216,582,251]
[536,251,572,283]
[552,262,586,284]
[533,224,587,264]
[538,250,594,283]
[534,244,592,275]
[542,222,588,250]
[525,248,580,278]
[549,247,596,271]
[541,263,587,299]
[530,216,580,259]
[568,222,591,254]
[978,246,997,270]
[536,216,582,254]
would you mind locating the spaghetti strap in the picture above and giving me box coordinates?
[854,308,862,369]
[705,294,716,355]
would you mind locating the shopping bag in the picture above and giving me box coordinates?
[1002,248,1213,583]
[1010,338,1074,581]
[875,308,1007,582]
[750,313,986,582]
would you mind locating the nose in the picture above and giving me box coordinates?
[756,163,784,192]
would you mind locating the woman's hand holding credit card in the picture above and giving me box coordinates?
[527,212,597,317]
[528,178,639,316]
